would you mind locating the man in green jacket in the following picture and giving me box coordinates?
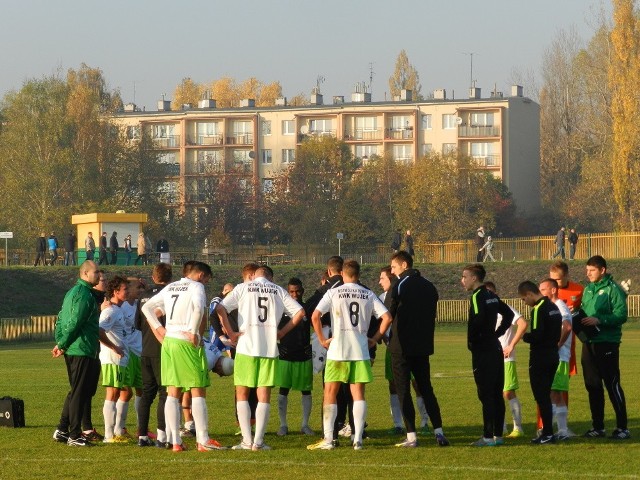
[579,255,630,440]
[52,260,103,446]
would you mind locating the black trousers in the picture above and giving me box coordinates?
[391,351,443,433]
[81,356,101,431]
[582,342,627,430]
[529,350,558,436]
[471,347,504,438]
[57,355,96,439]
[98,249,109,265]
[138,355,167,435]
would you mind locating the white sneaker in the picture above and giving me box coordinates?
[307,439,335,450]
[338,425,351,437]
[353,441,363,450]
[231,441,252,450]
[251,442,272,451]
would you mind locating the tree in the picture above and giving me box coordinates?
[209,77,238,108]
[258,81,283,107]
[172,77,203,109]
[388,50,422,99]
[609,0,640,229]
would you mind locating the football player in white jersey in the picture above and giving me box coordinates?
[485,281,528,438]
[216,265,305,451]
[539,278,573,440]
[99,275,130,443]
[308,260,392,451]
[142,261,237,452]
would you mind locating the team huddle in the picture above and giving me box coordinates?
[50,252,630,451]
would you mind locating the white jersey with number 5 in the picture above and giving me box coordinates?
[221,276,302,358]
[141,277,207,342]
[315,282,388,361]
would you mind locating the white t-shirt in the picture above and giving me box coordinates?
[121,300,142,356]
[315,282,388,361]
[497,306,523,363]
[554,298,573,362]
[141,277,207,342]
[221,276,302,358]
[99,304,129,366]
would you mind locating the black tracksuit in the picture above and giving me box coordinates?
[385,269,443,433]
[523,296,561,436]
[467,285,514,439]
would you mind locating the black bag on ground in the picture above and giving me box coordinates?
[0,397,25,427]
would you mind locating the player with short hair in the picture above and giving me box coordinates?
[276,277,314,436]
[308,260,392,451]
[216,265,305,451]
[142,261,235,452]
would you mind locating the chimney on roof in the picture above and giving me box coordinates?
[469,87,481,99]
[433,89,447,100]
[511,85,524,97]
[198,99,216,109]
[275,97,287,106]
[157,99,171,111]
[240,98,255,108]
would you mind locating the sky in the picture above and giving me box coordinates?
[1,0,611,111]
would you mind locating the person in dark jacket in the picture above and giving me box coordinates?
[552,227,566,260]
[34,232,47,266]
[519,280,562,444]
[98,232,109,265]
[461,263,514,446]
[109,232,119,265]
[391,230,402,252]
[385,251,449,448]
[568,228,578,260]
[404,230,415,257]
[64,231,77,266]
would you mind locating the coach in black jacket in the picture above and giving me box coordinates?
[385,251,449,447]
[461,264,514,446]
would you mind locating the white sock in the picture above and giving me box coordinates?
[552,404,558,427]
[254,402,271,446]
[323,404,338,442]
[134,395,141,426]
[416,396,429,428]
[301,394,312,429]
[237,401,252,445]
[509,397,522,430]
[165,396,181,446]
[157,429,166,443]
[191,396,209,444]
[555,405,568,433]
[352,400,367,444]
[407,431,417,442]
[389,394,403,428]
[115,400,129,435]
[103,400,116,440]
[278,394,288,428]
[184,420,194,431]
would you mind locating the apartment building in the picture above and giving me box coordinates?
[112,85,540,222]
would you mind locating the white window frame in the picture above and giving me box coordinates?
[282,120,295,135]
[261,120,272,136]
[442,114,457,129]
[282,149,295,164]
[261,149,272,164]
[422,114,432,130]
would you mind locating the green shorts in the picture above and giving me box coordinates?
[101,363,127,388]
[324,359,372,384]
[503,361,519,392]
[161,337,210,389]
[276,359,313,391]
[234,353,277,388]
[123,353,142,389]
[551,361,570,392]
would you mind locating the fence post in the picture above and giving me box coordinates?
[587,233,592,258]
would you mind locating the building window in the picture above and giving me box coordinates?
[393,145,412,162]
[471,112,494,127]
[261,149,272,164]
[310,119,333,134]
[422,144,433,156]
[442,114,457,129]
[282,120,295,135]
[158,152,180,176]
[158,181,178,204]
[126,125,140,140]
[282,149,295,164]
[355,145,378,158]
[261,120,272,136]
[442,143,457,154]
[421,115,432,130]
[471,142,495,165]
[262,178,274,193]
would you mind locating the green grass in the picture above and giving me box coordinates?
[4,258,640,316]
[1,324,639,479]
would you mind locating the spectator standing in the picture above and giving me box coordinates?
[481,236,496,262]
[568,229,578,260]
[475,227,485,262]
[552,227,566,260]
[124,235,133,266]
[109,232,119,265]
[391,230,402,253]
[34,232,47,266]
[98,232,109,265]
[64,231,77,266]
[48,232,59,266]
[135,232,148,266]
[85,232,96,262]
[404,230,415,257]
[156,238,169,253]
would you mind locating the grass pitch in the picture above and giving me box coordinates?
[0,325,638,480]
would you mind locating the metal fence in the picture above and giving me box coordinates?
[3,295,640,342]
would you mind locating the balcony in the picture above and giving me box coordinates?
[344,128,382,141]
[225,133,254,145]
[458,125,501,138]
[298,130,336,143]
[385,128,414,140]
[185,161,225,175]
[153,135,180,148]
[187,134,223,146]
[472,154,501,167]
[227,161,253,174]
